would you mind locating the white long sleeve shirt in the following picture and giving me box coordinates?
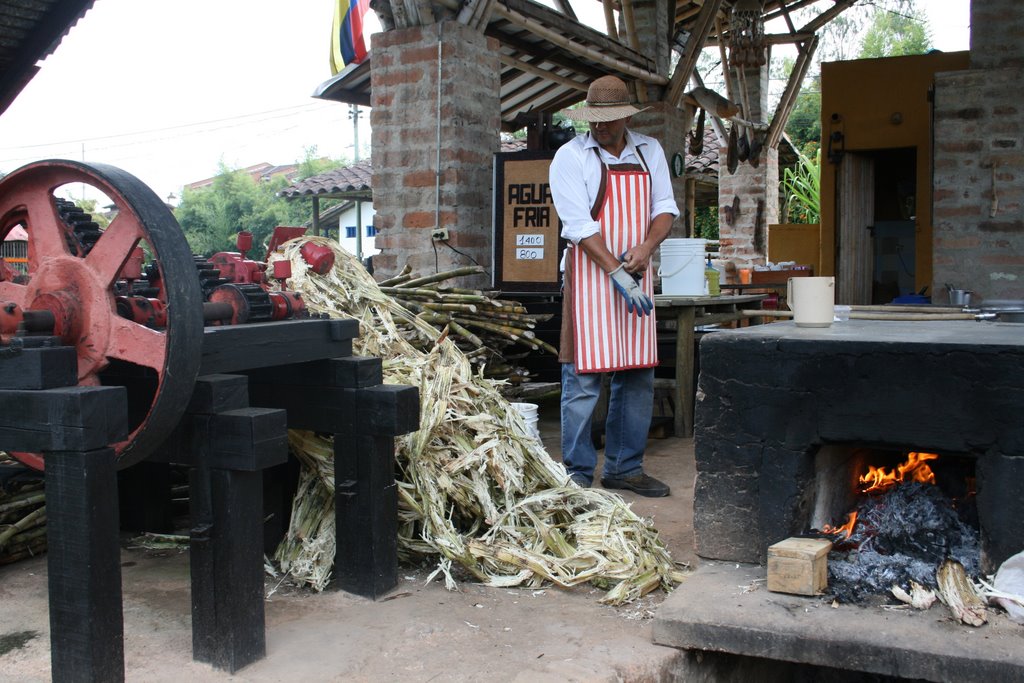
[548,129,679,245]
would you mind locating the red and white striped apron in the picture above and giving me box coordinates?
[570,160,657,373]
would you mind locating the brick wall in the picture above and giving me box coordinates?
[933,66,1024,302]
[369,22,500,285]
[716,63,779,279]
[630,101,688,238]
[717,146,779,275]
[971,0,1024,69]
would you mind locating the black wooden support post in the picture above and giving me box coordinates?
[245,355,419,599]
[334,379,419,598]
[45,446,124,683]
[183,374,288,673]
[0,340,129,683]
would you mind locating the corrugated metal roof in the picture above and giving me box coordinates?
[0,0,95,116]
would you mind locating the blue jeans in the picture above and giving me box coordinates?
[560,363,654,482]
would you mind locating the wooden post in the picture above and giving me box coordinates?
[46,447,125,683]
[244,356,420,599]
[185,375,289,673]
[685,177,696,237]
[0,358,129,683]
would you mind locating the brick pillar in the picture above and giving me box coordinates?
[717,64,779,280]
[369,21,500,285]
[933,73,1024,303]
[631,102,688,239]
[931,0,1024,303]
[971,0,1024,69]
[629,0,673,89]
[620,0,689,251]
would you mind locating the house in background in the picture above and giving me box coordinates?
[279,159,376,259]
[184,161,316,192]
[1,223,27,273]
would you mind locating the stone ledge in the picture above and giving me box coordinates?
[653,563,1024,682]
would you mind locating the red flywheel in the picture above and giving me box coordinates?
[0,160,203,470]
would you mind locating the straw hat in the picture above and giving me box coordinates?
[561,76,651,123]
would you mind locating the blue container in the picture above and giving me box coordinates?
[892,294,931,305]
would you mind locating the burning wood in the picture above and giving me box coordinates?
[820,451,980,605]
[821,511,857,540]
[859,451,938,494]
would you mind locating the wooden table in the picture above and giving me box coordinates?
[654,293,767,438]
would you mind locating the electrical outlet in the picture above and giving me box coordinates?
[431,228,449,241]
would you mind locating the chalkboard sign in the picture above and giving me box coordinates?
[492,151,566,293]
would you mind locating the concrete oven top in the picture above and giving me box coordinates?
[706,319,1024,348]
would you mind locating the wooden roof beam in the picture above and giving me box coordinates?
[667,0,724,108]
[602,0,620,41]
[499,53,590,92]
[704,31,815,46]
[766,34,818,149]
[435,0,667,84]
[800,0,857,35]
[553,0,577,21]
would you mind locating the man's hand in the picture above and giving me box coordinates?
[610,264,653,316]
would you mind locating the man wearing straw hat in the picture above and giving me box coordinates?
[550,75,678,497]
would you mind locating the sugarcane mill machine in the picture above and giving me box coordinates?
[0,159,419,678]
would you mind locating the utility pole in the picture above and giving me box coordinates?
[349,104,364,260]
[349,104,361,162]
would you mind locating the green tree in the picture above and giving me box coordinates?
[693,205,719,240]
[859,9,932,58]
[784,73,821,158]
[175,151,345,256]
[74,198,110,229]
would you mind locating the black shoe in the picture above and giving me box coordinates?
[600,472,670,497]
[569,472,591,488]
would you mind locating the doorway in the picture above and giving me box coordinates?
[835,147,917,304]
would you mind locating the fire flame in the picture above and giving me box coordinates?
[822,511,858,540]
[859,451,938,494]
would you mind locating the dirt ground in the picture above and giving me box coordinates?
[0,395,701,682]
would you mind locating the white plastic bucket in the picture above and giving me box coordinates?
[510,402,541,441]
[658,238,707,295]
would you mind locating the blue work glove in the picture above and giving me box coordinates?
[610,264,653,316]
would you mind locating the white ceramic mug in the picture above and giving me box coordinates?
[787,276,835,327]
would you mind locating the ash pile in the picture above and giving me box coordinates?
[826,481,980,604]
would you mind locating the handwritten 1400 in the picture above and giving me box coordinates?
[508,183,552,227]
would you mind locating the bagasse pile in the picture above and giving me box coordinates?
[376,263,558,381]
[269,237,688,604]
[0,453,46,565]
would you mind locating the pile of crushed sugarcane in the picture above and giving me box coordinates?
[0,452,46,565]
[269,237,688,604]
[377,264,556,381]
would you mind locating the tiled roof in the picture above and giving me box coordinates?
[278,159,373,199]
[280,140,526,199]
[685,126,721,180]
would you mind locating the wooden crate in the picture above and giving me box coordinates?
[750,267,813,285]
[767,537,832,596]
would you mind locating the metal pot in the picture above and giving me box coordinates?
[948,288,973,306]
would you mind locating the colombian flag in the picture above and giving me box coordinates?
[330,0,370,74]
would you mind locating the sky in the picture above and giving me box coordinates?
[0,0,971,205]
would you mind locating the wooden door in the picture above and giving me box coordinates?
[835,152,874,305]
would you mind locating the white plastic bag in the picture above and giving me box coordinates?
[993,550,1024,624]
